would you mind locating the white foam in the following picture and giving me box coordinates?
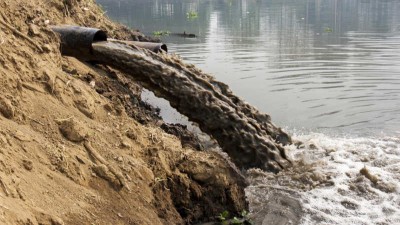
[246,133,400,225]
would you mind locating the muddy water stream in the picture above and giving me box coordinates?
[97,0,400,224]
[92,41,291,171]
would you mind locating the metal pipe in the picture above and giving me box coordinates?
[51,25,168,61]
[132,41,167,53]
[51,25,107,61]
[108,39,167,53]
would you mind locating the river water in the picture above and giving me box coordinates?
[97,0,400,224]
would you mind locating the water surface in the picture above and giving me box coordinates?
[97,1,400,224]
[98,0,400,136]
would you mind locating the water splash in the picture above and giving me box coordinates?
[247,133,400,225]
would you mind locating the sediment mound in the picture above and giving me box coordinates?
[0,1,247,224]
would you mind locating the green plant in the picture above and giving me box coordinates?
[324,27,333,33]
[186,10,198,20]
[231,217,242,224]
[218,210,229,222]
[241,210,249,218]
[153,30,171,37]
[217,210,253,225]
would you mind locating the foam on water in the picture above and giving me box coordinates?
[246,133,400,225]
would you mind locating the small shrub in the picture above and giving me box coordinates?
[186,11,198,20]
[153,30,171,37]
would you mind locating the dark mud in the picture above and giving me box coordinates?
[79,65,162,124]
[161,123,204,150]
[79,64,205,150]
[91,41,293,172]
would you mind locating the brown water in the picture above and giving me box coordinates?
[92,40,291,171]
[98,0,400,136]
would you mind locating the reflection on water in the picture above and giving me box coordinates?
[97,1,400,224]
[97,0,400,136]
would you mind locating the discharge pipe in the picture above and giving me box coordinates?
[51,25,167,60]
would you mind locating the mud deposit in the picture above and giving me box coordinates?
[0,0,249,224]
[91,41,292,172]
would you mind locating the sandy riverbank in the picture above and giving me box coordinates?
[0,0,248,224]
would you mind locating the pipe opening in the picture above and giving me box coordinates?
[93,30,107,43]
[160,44,168,52]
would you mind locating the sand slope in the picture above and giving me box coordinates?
[0,1,247,224]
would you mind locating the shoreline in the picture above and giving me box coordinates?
[0,0,249,224]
